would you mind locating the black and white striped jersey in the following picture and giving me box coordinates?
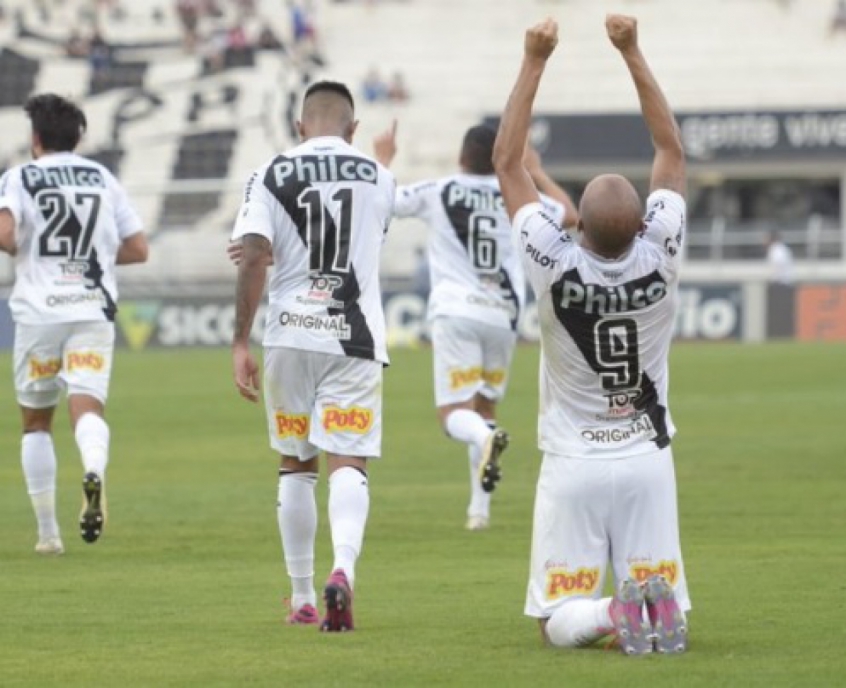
[0,152,142,324]
[515,189,686,459]
[232,136,395,363]
[394,174,564,332]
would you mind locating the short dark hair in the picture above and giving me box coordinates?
[303,80,355,111]
[24,93,87,152]
[461,125,497,175]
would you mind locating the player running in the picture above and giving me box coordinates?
[0,94,148,553]
[373,122,577,531]
[231,81,395,631]
[493,16,690,654]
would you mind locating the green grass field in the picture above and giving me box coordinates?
[1,342,845,687]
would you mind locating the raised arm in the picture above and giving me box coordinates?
[607,14,685,197]
[523,145,579,228]
[373,119,398,168]
[493,18,559,221]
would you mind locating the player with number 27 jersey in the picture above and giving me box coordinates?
[516,190,685,459]
[232,137,395,364]
[0,152,142,324]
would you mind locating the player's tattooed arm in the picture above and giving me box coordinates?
[523,145,579,228]
[232,233,270,402]
[233,234,271,345]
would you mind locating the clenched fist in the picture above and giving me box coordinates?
[606,14,638,52]
[525,18,558,61]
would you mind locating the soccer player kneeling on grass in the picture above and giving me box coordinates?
[230,81,395,631]
[0,94,148,554]
[493,16,690,654]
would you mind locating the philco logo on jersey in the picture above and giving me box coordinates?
[275,412,309,440]
[279,312,350,340]
[28,357,61,380]
[449,367,505,390]
[581,414,656,445]
[545,566,601,600]
[445,183,504,212]
[556,269,668,316]
[67,352,105,372]
[322,406,373,434]
[629,559,679,586]
[272,155,378,186]
[22,164,106,191]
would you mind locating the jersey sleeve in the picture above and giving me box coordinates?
[106,172,143,239]
[538,192,566,226]
[393,180,436,219]
[640,189,686,275]
[0,168,24,226]
[231,169,277,244]
[513,202,575,296]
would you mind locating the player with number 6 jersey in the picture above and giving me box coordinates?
[230,81,395,633]
[0,93,148,554]
[373,123,578,531]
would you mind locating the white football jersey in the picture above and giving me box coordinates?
[0,152,142,325]
[394,174,563,331]
[232,136,395,364]
[515,189,686,459]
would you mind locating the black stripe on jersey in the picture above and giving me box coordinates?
[262,157,377,361]
[327,265,375,362]
[84,248,117,322]
[497,267,520,331]
[550,267,670,449]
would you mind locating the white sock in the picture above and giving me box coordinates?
[445,408,492,449]
[328,466,370,589]
[74,413,110,478]
[467,443,490,518]
[278,471,318,609]
[545,598,614,648]
[22,432,60,541]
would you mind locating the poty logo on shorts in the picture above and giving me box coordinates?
[545,566,601,600]
[629,560,679,586]
[67,352,105,372]
[28,357,61,380]
[322,406,373,434]
[275,412,309,440]
[449,367,506,390]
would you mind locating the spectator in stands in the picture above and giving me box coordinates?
[176,0,202,52]
[257,21,285,52]
[88,30,112,87]
[64,30,89,58]
[830,0,846,34]
[766,231,794,284]
[387,71,410,103]
[362,68,388,102]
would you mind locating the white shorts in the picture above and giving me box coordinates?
[263,347,383,460]
[431,316,517,407]
[525,447,691,618]
[13,322,115,409]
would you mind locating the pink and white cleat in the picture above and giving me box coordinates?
[320,569,354,632]
[284,600,319,626]
[643,575,688,653]
[608,579,653,655]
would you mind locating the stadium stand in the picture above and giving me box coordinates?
[0,0,844,285]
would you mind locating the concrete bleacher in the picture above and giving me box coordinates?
[0,0,844,284]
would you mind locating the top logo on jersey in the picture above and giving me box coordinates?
[556,268,668,316]
[271,154,378,187]
[22,165,105,193]
[444,182,504,213]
